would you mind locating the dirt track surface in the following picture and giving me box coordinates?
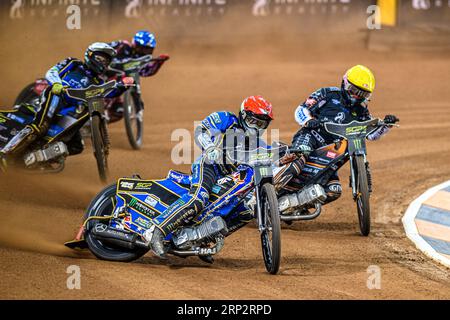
[1,37,450,299]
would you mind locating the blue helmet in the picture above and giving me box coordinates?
[133,30,157,49]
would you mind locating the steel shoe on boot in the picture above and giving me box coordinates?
[143,225,167,259]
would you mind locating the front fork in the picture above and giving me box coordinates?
[349,154,371,200]
[254,186,266,234]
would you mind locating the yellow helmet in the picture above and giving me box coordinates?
[342,65,375,105]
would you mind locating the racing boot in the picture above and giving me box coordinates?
[143,225,167,259]
[2,125,38,156]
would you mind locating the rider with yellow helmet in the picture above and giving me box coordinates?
[274,65,399,204]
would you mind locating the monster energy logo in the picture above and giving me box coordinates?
[258,167,271,176]
[129,198,154,216]
[354,139,363,149]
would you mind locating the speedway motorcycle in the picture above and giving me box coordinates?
[14,55,152,150]
[276,118,398,236]
[1,80,120,182]
[65,148,282,274]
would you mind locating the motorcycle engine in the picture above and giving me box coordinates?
[172,216,228,250]
[278,184,327,214]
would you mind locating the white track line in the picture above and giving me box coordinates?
[402,180,450,268]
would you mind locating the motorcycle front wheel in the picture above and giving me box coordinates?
[91,114,109,183]
[259,183,281,275]
[355,155,371,236]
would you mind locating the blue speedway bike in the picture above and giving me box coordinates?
[1,81,123,182]
[66,148,283,274]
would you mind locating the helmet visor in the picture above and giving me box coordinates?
[344,79,372,101]
[244,112,271,130]
[92,53,112,69]
[135,44,154,56]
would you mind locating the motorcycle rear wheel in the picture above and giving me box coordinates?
[14,82,40,106]
[84,184,149,262]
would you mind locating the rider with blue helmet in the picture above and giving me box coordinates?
[106,31,170,121]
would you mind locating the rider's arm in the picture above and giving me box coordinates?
[108,40,134,65]
[295,88,330,127]
[367,126,390,141]
[194,111,235,150]
[363,109,391,141]
[139,56,169,77]
[45,57,79,85]
[294,105,314,127]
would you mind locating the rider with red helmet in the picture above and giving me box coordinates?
[144,96,275,257]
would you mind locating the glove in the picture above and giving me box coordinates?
[51,83,64,95]
[158,54,170,62]
[121,77,135,87]
[303,119,321,129]
[384,114,399,124]
[206,148,221,163]
[279,153,298,166]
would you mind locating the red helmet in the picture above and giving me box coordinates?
[239,96,274,133]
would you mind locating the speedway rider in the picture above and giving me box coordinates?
[106,30,170,121]
[274,65,399,204]
[144,96,275,258]
[0,42,132,169]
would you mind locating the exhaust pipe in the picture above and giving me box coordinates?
[91,225,148,250]
[280,203,322,221]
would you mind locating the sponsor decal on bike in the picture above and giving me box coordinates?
[129,198,155,216]
[144,196,158,207]
[85,88,106,99]
[135,217,152,229]
[217,177,233,185]
[7,113,26,124]
[326,151,337,159]
[346,126,367,135]
[120,181,134,190]
[212,185,222,194]
[134,182,153,190]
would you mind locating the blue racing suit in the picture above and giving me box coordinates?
[151,111,260,236]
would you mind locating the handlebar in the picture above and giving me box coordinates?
[65,80,118,102]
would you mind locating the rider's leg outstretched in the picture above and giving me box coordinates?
[144,156,218,257]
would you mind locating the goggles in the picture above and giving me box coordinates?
[344,78,372,101]
[243,112,271,130]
